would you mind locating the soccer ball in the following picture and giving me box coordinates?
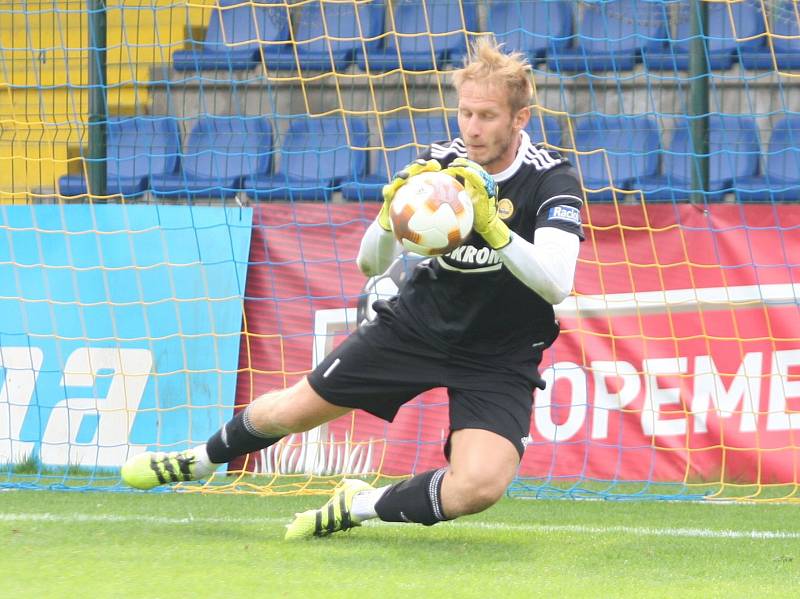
[389,170,474,256]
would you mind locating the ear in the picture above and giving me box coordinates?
[514,105,531,131]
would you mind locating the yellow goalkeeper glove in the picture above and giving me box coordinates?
[378,159,442,231]
[445,157,510,250]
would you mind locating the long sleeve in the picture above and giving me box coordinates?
[356,219,403,277]
[496,226,580,305]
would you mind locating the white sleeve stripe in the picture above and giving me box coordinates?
[430,146,467,159]
[527,145,561,166]
[537,194,584,215]
[523,145,565,171]
[429,139,465,153]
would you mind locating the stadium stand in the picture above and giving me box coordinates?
[736,116,800,202]
[151,115,272,199]
[527,113,563,147]
[341,114,458,201]
[244,115,367,201]
[357,0,479,72]
[341,112,562,202]
[58,116,180,198]
[638,115,761,201]
[263,0,385,71]
[486,0,572,66]
[547,0,670,73]
[172,0,291,71]
[741,1,800,70]
[643,0,766,71]
[570,114,660,201]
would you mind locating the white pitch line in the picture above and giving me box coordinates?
[0,513,286,526]
[442,521,800,540]
[1,512,799,540]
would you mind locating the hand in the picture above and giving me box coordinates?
[378,159,441,231]
[444,158,510,249]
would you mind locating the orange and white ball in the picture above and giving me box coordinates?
[389,170,474,257]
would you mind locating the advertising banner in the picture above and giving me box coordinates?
[238,203,800,482]
[0,204,252,467]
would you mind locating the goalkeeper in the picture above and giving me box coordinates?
[122,37,584,539]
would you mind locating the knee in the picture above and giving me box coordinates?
[445,470,512,516]
[462,479,508,513]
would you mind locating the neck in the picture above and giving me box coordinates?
[486,130,522,175]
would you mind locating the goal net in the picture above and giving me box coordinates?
[2,0,800,501]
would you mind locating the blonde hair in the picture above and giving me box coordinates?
[452,37,533,114]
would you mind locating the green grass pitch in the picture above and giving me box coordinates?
[2,487,799,598]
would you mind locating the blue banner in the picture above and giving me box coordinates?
[0,204,252,467]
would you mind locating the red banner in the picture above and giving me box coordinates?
[237,203,800,483]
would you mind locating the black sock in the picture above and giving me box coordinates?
[205,406,282,464]
[374,468,449,525]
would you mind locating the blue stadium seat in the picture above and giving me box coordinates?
[340,114,459,201]
[741,2,800,70]
[340,113,563,201]
[59,116,180,198]
[638,115,761,202]
[264,0,385,71]
[245,116,368,201]
[358,0,479,72]
[643,0,765,71]
[736,117,800,202]
[548,0,669,73]
[570,115,660,202]
[527,114,563,147]
[151,115,272,198]
[487,1,572,66]
[172,0,291,71]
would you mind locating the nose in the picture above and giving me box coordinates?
[463,115,480,139]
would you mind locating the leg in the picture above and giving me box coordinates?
[369,376,531,525]
[244,377,352,436]
[122,377,351,490]
[439,428,519,518]
[367,428,519,527]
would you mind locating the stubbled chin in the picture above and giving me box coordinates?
[466,149,484,164]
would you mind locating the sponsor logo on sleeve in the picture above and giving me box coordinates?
[547,205,582,225]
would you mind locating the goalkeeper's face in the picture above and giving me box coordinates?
[457,80,529,175]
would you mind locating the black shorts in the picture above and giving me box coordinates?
[307,300,546,458]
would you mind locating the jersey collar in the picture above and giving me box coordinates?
[490,129,531,183]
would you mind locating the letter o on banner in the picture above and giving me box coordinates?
[534,362,587,442]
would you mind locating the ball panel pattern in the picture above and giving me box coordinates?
[389,171,474,257]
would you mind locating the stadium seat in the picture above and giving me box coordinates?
[264,0,385,71]
[547,0,669,73]
[58,116,180,198]
[151,115,272,199]
[172,0,291,71]
[340,114,459,201]
[487,0,572,66]
[741,1,800,70]
[569,114,660,202]
[736,116,800,202]
[340,113,563,202]
[358,0,479,72]
[638,115,761,202]
[527,114,563,147]
[642,0,766,71]
[244,115,368,201]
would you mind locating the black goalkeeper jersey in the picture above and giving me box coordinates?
[394,130,585,356]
